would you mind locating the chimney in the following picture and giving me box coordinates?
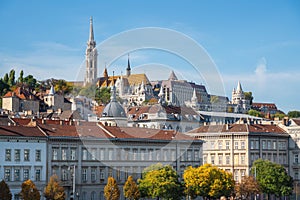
[69,120,73,126]
[42,119,46,124]
[60,120,63,125]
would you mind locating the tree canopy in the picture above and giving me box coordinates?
[138,164,183,200]
[247,109,264,118]
[44,175,66,200]
[252,159,293,197]
[0,180,12,200]
[235,176,260,200]
[244,91,253,105]
[104,177,120,200]
[20,179,41,200]
[123,175,140,200]
[288,110,300,118]
[183,164,235,199]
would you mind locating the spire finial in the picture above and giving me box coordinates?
[126,54,131,76]
[111,71,117,102]
[89,16,94,42]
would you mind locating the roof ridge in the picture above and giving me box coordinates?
[96,123,117,138]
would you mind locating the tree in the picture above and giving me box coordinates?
[44,175,66,200]
[0,78,9,96]
[3,73,9,84]
[0,180,12,200]
[252,159,293,198]
[20,179,41,200]
[183,164,235,199]
[247,109,263,118]
[104,177,120,200]
[244,92,253,105]
[8,69,15,86]
[18,70,24,83]
[23,75,38,90]
[54,79,73,95]
[123,176,140,200]
[288,110,300,118]
[138,164,183,200]
[235,176,260,200]
[96,87,111,104]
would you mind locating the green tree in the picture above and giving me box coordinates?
[273,112,286,120]
[0,180,12,200]
[138,164,183,200]
[3,73,9,84]
[96,87,111,104]
[252,159,293,198]
[20,179,41,200]
[288,110,300,118]
[247,109,263,117]
[235,176,260,200]
[23,75,38,91]
[244,91,253,105]
[18,70,24,83]
[0,78,10,96]
[104,177,120,200]
[44,175,66,200]
[183,164,235,199]
[79,85,97,99]
[8,69,15,86]
[54,79,73,95]
[123,176,140,200]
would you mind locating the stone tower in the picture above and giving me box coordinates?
[84,17,98,86]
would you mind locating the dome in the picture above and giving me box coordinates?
[102,85,126,118]
[102,101,126,117]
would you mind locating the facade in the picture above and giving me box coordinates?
[252,102,279,115]
[84,17,98,86]
[152,71,210,107]
[2,87,40,114]
[0,125,47,200]
[188,122,289,182]
[127,104,203,132]
[231,81,250,113]
[43,86,71,112]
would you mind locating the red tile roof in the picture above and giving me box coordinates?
[3,87,38,101]
[188,124,287,135]
[252,103,277,109]
[0,126,46,137]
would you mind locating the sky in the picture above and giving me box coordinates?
[0,0,299,112]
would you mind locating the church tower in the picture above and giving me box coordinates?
[84,17,98,86]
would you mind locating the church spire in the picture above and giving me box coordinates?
[89,16,95,43]
[126,54,131,76]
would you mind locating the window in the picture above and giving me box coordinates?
[91,148,96,160]
[91,168,96,182]
[24,149,30,161]
[279,142,286,150]
[5,168,11,181]
[91,191,96,200]
[210,141,215,149]
[250,141,254,149]
[108,168,113,177]
[267,141,271,149]
[70,148,76,160]
[141,149,145,161]
[255,141,259,149]
[295,170,299,180]
[241,141,245,149]
[99,168,105,182]
[294,154,299,164]
[241,170,246,178]
[35,150,41,161]
[234,154,239,165]
[108,149,114,160]
[100,149,105,160]
[234,170,239,181]
[35,169,41,181]
[15,149,20,161]
[14,169,20,181]
[171,150,176,161]
[235,142,239,150]
[116,169,121,181]
[62,148,67,160]
[194,150,199,161]
[52,148,58,160]
[23,169,29,180]
[273,141,277,149]
[133,149,138,160]
[5,149,11,161]
[226,141,230,150]
[226,155,230,165]
[62,168,68,181]
[211,155,215,164]
[262,141,266,149]
[187,150,192,161]
[218,155,223,165]
[218,141,222,150]
[203,155,207,164]
[241,154,245,165]
[149,149,153,161]
[82,149,88,160]
[116,149,121,160]
[82,168,87,182]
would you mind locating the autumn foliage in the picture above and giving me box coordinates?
[20,179,41,200]
[104,177,120,200]
[44,175,66,200]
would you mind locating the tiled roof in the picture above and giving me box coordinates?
[292,118,300,126]
[3,87,38,101]
[188,124,287,135]
[0,125,46,137]
[252,102,277,109]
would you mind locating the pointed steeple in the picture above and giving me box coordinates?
[49,85,55,95]
[111,71,117,102]
[191,88,198,102]
[126,54,131,76]
[168,70,178,81]
[89,16,95,43]
[103,66,108,78]
[236,81,243,92]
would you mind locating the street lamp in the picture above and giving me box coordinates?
[76,192,79,200]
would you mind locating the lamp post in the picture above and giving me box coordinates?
[76,192,80,200]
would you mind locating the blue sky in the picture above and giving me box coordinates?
[0,1,299,112]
